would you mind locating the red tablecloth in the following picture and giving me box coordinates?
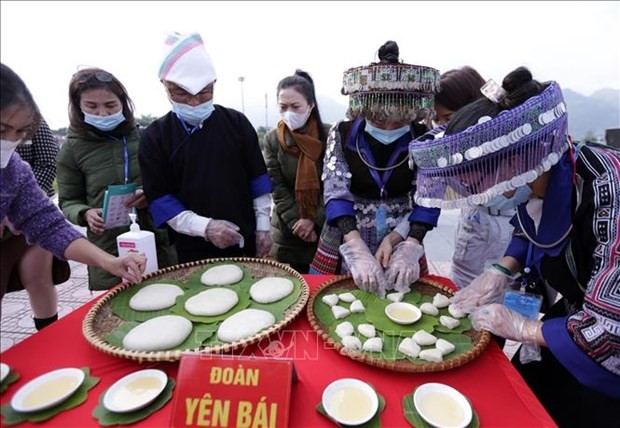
[1,275,556,427]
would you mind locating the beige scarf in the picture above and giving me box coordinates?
[277,117,323,220]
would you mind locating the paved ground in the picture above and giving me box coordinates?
[1,210,473,354]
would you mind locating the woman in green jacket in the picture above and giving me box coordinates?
[262,70,330,273]
[57,68,176,290]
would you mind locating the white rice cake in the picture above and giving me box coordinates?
[129,283,184,311]
[331,305,350,320]
[419,348,444,363]
[386,292,404,302]
[335,321,354,338]
[341,335,362,350]
[413,330,437,346]
[439,315,461,330]
[201,264,244,286]
[217,309,276,343]
[123,315,192,351]
[432,293,450,308]
[357,323,376,338]
[249,277,294,303]
[184,288,239,316]
[362,337,383,353]
[350,300,365,313]
[322,294,339,307]
[436,338,456,356]
[338,292,357,303]
[420,302,439,316]
[398,338,421,358]
[448,304,466,319]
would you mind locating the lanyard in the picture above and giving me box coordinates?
[354,126,410,199]
[107,134,130,184]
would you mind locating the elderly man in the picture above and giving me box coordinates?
[138,32,273,263]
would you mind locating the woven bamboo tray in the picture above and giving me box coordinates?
[83,258,309,363]
[307,275,490,372]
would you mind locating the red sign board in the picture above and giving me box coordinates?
[170,353,296,427]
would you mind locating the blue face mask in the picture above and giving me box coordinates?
[83,110,126,132]
[364,122,410,145]
[483,185,533,210]
[171,100,215,126]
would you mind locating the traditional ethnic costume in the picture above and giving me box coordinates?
[410,81,620,426]
[311,58,441,275]
[139,32,272,263]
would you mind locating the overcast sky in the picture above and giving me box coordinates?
[1,1,618,130]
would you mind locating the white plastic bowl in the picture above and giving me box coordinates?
[385,302,422,325]
[413,383,473,428]
[322,378,379,426]
[103,369,167,413]
[11,367,85,413]
[0,362,10,383]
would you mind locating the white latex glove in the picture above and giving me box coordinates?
[449,265,513,313]
[385,240,424,293]
[255,231,273,259]
[470,303,542,344]
[339,238,388,298]
[205,219,244,249]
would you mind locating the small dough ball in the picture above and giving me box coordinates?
[331,305,351,320]
[357,323,376,338]
[201,264,244,286]
[386,292,404,302]
[342,335,362,350]
[338,292,356,303]
[419,348,443,363]
[420,302,439,316]
[448,304,466,319]
[350,300,365,313]
[439,315,461,330]
[362,337,383,353]
[398,338,421,358]
[436,338,456,356]
[335,322,354,338]
[322,294,339,306]
[413,330,437,346]
[432,293,450,308]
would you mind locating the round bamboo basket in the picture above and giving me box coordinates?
[83,258,309,363]
[307,275,490,372]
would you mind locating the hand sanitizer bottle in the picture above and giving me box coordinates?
[116,212,158,275]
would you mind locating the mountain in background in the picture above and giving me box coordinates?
[243,88,619,141]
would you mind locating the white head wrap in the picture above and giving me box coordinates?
[158,32,216,95]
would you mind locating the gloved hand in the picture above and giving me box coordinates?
[385,240,424,293]
[205,219,244,249]
[255,231,273,259]
[470,303,542,344]
[450,265,513,313]
[339,237,388,298]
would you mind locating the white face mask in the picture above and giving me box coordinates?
[1,139,22,168]
[364,122,411,145]
[281,108,312,131]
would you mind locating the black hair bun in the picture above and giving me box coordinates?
[502,66,533,93]
[378,41,399,64]
[294,69,313,85]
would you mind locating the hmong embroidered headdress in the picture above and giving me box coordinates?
[409,81,569,209]
[342,60,440,123]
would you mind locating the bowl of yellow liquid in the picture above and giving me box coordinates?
[322,378,378,426]
[385,302,422,325]
[103,369,167,413]
[10,367,85,413]
[413,383,472,428]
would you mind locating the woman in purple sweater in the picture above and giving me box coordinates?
[0,63,146,303]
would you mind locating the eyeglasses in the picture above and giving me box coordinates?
[165,83,214,104]
[72,68,114,84]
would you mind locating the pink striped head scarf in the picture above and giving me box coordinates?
[158,32,216,95]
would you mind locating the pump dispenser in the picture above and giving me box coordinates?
[116,212,158,276]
